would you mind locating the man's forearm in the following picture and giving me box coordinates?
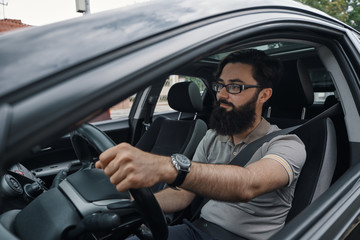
[155,188,196,214]
[179,158,289,203]
[96,143,288,203]
[180,162,254,202]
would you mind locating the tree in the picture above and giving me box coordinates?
[348,0,360,30]
[296,0,360,31]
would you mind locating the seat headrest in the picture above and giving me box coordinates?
[168,82,203,113]
[267,59,314,116]
[297,59,314,105]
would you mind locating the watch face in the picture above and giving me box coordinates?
[175,154,191,168]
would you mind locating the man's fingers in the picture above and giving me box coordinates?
[104,158,122,177]
[115,181,131,193]
[109,168,126,186]
[95,161,103,169]
[114,174,153,192]
[99,142,131,168]
[98,147,116,167]
[96,142,165,192]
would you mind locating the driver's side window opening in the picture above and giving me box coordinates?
[89,94,137,123]
[109,94,137,119]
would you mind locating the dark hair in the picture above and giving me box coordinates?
[215,49,282,89]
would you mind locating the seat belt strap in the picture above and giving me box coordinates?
[142,96,157,132]
[230,102,341,167]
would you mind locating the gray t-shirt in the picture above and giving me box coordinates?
[193,118,306,240]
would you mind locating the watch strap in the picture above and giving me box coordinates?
[168,170,188,188]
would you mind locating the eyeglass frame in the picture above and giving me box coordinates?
[212,82,263,94]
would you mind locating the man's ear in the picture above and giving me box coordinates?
[258,88,272,104]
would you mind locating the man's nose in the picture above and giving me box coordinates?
[217,86,229,99]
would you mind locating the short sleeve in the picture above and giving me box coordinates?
[192,130,212,163]
[263,134,306,185]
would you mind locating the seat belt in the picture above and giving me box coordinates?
[230,102,341,167]
[142,95,157,132]
[189,102,341,222]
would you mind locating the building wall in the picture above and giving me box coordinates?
[0,19,30,33]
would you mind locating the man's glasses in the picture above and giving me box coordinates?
[212,82,263,94]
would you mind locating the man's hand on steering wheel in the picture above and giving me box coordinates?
[71,124,169,240]
[95,143,177,193]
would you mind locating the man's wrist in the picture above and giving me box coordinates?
[168,154,191,188]
[162,156,177,184]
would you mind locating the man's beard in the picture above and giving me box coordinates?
[209,93,258,136]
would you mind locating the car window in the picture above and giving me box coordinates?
[109,94,137,120]
[154,75,205,114]
[308,67,334,104]
[90,94,136,122]
[313,92,334,104]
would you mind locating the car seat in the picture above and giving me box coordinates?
[135,81,208,192]
[266,59,338,222]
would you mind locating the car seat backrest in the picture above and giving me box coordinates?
[266,58,338,222]
[286,117,337,222]
[135,81,207,192]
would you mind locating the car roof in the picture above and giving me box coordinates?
[0,0,346,101]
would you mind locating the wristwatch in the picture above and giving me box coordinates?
[168,154,191,188]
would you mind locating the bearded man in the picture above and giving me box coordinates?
[96,49,306,240]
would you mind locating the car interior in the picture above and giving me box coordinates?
[0,39,354,239]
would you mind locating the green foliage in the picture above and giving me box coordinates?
[348,0,360,30]
[296,0,360,31]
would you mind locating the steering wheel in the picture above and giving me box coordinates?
[70,123,168,240]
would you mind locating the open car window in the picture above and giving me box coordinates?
[110,94,137,120]
[89,94,137,123]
